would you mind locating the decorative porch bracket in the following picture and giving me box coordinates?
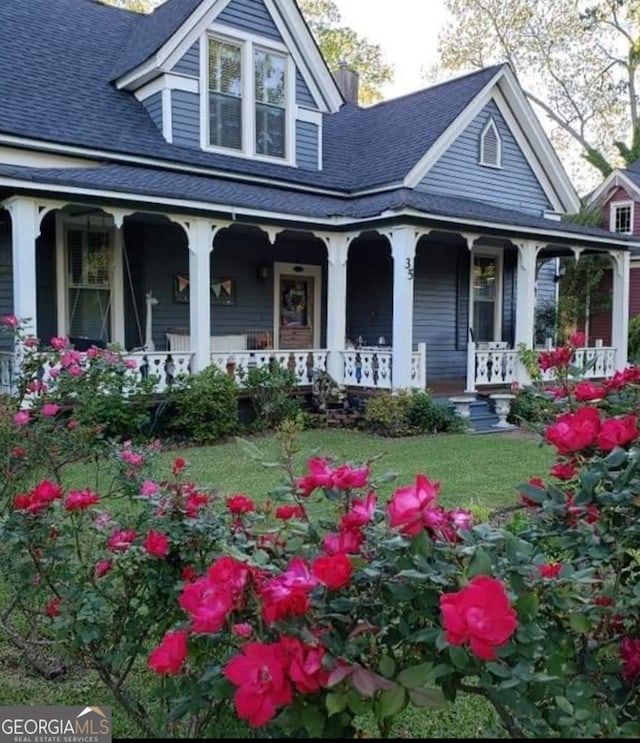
[318,232,356,382]
[170,216,230,373]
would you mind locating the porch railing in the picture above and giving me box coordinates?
[540,346,617,382]
[340,344,427,390]
[0,351,15,395]
[209,349,329,387]
[124,352,194,394]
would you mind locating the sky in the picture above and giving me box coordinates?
[333,0,451,100]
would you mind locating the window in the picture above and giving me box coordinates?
[206,35,289,160]
[208,38,242,150]
[472,252,503,343]
[479,117,502,168]
[610,202,633,234]
[255,49,286,158]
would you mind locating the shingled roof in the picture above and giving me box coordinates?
[0,161,632,248]
[0,0,503,193]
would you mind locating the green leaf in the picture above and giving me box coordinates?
[408,687,447,709]
[569,612,590,634]
[234,436,265,461]
[397,663,434,689]
[378,655,396,678]
[555,696,574,716]
[449,645,469,669]
[326,692,348,717]
[377,684,407,720]
[467,547,492,578]
[604,446,627,468]
[517,483,548,504]
[515,592,539,622]
[486,662,511,679]
[302,705,325,737]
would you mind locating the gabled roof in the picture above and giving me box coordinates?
[0,161,632,250]
[586,167,640,206]
[110,0,204,80]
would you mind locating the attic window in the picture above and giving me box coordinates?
[610,201,633,234]
[480,117,502,168]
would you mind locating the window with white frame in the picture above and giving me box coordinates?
[610,201,633,234]
[479,117,502,168]
[206,35,289,159]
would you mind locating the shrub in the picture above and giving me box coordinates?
[242,363,300,430]
[408,391,466,434]
[508,387,557,426]
[365,391,464,436]
[364,390,412,436]
[167,366,238,444]
[629,315,640,363]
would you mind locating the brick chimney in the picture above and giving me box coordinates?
[333,61,360,105]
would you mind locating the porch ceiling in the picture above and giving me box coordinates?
[0,162,636,251]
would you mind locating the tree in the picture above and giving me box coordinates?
[100,0,394,105]
[435,0,640,189]
[298,0,394,104]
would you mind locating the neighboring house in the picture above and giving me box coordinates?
[587,166,640,344]
[0,0,635,397]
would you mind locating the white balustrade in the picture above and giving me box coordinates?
[124,351,193,393]
[540,347,617,382]
[0,351,15,395]
[210,349,328,387]
[474,348,519,386]
[411,343,427,390]
[341,348,393,389]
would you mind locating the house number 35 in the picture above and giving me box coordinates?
[405,257,414,280]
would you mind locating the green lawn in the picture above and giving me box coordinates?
[0,429,554,739]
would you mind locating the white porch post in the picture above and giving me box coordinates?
[515,240,542,349]
[324,233,351,382]
[390,227,417,391]
[187,218,216,373]
[4,197,41,339]
[611,249,630,369]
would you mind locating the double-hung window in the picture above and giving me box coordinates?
[610,202,633,234]
[206,35,289,160]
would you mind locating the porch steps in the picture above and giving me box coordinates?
[467,399,502,434]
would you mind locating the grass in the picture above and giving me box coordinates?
[0,429,554,739]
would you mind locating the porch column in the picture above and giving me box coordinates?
[324,233,351,382]
[390,227,417,391]
[514,240,542,349]
[611,249,630,369]
[4,197,41,339]
[188,218,217,373]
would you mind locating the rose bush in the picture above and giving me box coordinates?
[0,326,639,737]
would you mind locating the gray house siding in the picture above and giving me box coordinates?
[141,91,163,132]
[296,71,316,108]
[216,0,283,42]
[172,41,200,78]
[171,90,200,147]
[135,225,326,351]
[418,100,552,216]
[296,121,319,170]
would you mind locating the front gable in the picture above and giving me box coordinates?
[126,0,335,171]
[417,100,552,216]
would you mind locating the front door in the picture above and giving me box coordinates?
[274,263,322,349]
[471,250,503,344]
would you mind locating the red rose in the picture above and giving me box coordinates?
[172,457,186,476]
[331,464,370,490]
[232,623,253,638]
[520,476,545,508]
[538,562,562,579]
[294,457,335,496]
[45,597,62,618]
[574,381,604,402]
[95,559,113,578]
[224,642,293,727]
[275,504,305,520]
[621,637,640,682]
[143,530,170,558]
[64,489,100,511]
[227,494,255,514]
[106,528,137,552]
[279,636,329,693]
[388,474,441,536]
[596,415,638,452]
[312,554,353,590]
[550,462,577,481]
[148,629,188,675]
[440,576,518,660]
[569,332,586,348]
[539,346,573,372]
[323,527,364,555]
[545,406,601,455]
[565,494,599,527]
[340,492,377,530]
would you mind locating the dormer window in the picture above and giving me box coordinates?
[610,201,633,234]
[205,34,292,161]
[480,117,502,168]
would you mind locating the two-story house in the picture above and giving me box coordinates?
[0,0,634,396]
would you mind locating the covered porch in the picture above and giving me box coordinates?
[0,194,631,397]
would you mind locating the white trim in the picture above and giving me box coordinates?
[134,74,201,102]
[0,145,98,169]
[209,21,288,52]
[470,246,503,342]
[479,117,502,168]
[404,66,580,214]
[55,213,66,337]
[112,227,126,346]
[609,200,634,234]
[115,0,341,113]
[273,261,322,349]
[587,169,640,207]
[2,175,637,248]
[134,77,165,101]
[161,88,173,143]
[295,107,322,125]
